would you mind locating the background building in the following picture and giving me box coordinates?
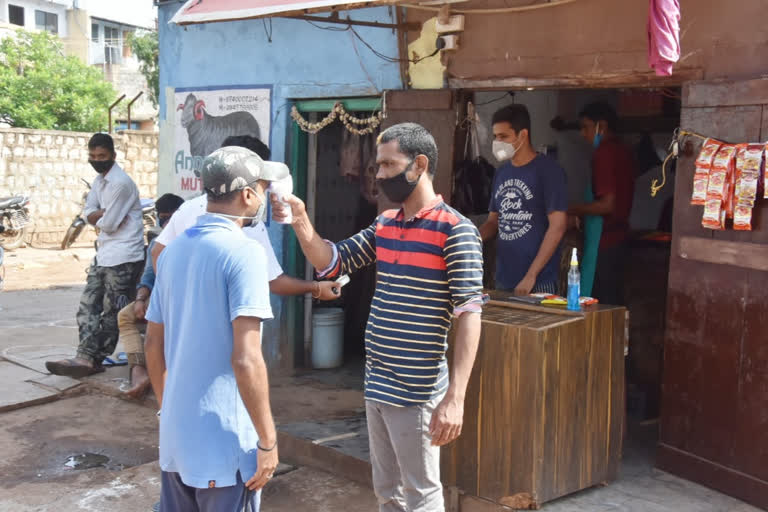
[0,0,157,129]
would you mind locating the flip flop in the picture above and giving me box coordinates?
[102,353,128,367]
[45,359,106,378]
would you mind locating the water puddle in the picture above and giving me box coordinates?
[63,453,110,470]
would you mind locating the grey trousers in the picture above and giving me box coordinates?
[160,471,260,512]
[366,394,445,512]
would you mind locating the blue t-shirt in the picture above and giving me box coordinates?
[146,214,273,489]
[489,154,568,291]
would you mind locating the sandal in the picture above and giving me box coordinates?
[45,358,106,378]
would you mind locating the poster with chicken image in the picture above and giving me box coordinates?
[173,85,271,198]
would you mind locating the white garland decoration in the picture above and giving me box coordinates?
[291,103,383,136]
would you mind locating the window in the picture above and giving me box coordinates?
[8,5,24,26]
[91,23,99,43]
[34,10,58,34]
[103,26,122,64]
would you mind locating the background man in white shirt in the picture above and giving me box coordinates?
[47,133,145,377]
[152,135,339,301]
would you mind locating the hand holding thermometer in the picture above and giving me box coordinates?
[332,275,350,295]
[269,175,293,224]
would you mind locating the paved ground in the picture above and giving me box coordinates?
[0,245,761,511]
[0,246,376,512]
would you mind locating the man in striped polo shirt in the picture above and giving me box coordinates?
[272,123,485,511]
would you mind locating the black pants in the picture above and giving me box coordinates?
[593,244,628,306]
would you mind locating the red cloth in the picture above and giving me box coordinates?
[647,0,680,76]
[592,137,635,249]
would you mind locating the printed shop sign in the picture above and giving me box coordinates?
[173,85,272,197]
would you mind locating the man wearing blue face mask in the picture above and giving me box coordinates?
[569,102,635,306]
[480,104,568,295]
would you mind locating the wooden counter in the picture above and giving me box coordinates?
[442,294,626,509]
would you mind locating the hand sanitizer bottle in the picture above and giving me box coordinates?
[567,248,581,311]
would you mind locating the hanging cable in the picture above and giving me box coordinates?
[303,20,439,63]
[650,128,711,197]
[262,18,273,43]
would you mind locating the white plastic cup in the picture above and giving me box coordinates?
[269,174,293,224]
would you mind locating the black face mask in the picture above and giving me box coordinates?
[89,159,114,174]
[378,161,420,204]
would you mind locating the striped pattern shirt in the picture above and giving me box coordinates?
[319,196,486,407]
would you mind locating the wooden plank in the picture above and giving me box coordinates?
[441,328,481,495]
[294,97,382,112]
[657,443,768,511]
[606,308,626,480]
[380,96,458,206]
[584,308,612,487]
[448,68,703,91]
[384,89,454,111]
[678,236,768,272]
[551,319,589,498]
[731,268,768,481]
[683,78,768,108]
[477,324,538,501]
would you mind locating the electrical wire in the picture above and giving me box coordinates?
[262,17,273,42]
[402,0,579,14]
[304,20,438,64]
[475,93,512,106]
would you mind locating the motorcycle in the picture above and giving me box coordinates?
[0,194,32,251]
[61,179,156,250]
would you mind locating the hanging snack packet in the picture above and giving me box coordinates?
[691,138,723,205]
[734,205,754,231]
[707,144,737,202]
[702,198,725,230]
[764,143,768,199]
[733,144,764,230]
[736,144,762,206]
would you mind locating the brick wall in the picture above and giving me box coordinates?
[0,128,158,244]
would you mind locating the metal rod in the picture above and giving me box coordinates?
[304,112,318,367]
[126,91,143,131]
[108,94,126,134]
[286,14,420,30]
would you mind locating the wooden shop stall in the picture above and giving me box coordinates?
[442,292,626,510]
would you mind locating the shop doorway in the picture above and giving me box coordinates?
[287,98,381,371]
[467,87,682,420]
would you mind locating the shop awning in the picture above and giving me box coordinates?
[169,0,407,25]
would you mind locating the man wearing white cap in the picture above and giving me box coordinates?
[151,135,339,302]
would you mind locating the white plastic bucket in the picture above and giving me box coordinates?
[311,308,345,369]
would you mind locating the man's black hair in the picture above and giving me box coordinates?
[222,135,271,160]
[155,193,185,214]
[377,123,438,176]
[579,102,619,133]
[88,133,115,154]
[492,104,532,141]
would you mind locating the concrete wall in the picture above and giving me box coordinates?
[64,7,89,62]
[0,128,158,243]
[407,0,768,87]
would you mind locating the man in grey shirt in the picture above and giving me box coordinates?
[47,133,145,377]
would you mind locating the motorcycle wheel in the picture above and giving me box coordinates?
[61,222,85,250]
[0,225,28,251]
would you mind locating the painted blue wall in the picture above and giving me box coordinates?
[157,4,402,367]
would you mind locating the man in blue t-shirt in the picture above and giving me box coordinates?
[480,104,568,295]
[145,146,290,511]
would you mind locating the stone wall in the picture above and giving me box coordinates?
[0,128,158,244]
